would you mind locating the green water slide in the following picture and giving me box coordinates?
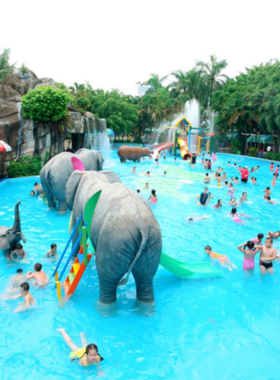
[84,190,102,254]
[160,252,222,279]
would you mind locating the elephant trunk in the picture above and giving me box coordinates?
[12,202,21,233]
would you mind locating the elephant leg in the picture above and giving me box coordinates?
[58,201,67,213]
[47,195,56,208]
[132,269,155,303]
[99,276,119,304]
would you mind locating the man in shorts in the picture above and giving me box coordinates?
[259,237,277,275]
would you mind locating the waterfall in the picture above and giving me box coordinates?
[90,119,110,151]
[16,103,24,161]
[184,99,200,153]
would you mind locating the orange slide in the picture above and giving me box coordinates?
[178,139,191,160]
[149,142,174,152]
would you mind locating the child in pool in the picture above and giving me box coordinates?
[251,177,257,184]
[201,154,205,165]
[251,233,264,245]
[186,216,210,224]
[131,166,136,173]
[1,269,26,296]
[204,245,236,271]
[26,263,49,286]
[212,152,217,162]
[144,182,149,189]
[10,243,27,261]
[57,329,104,368]
[213,199,222,209]
[229,197,238,206]
[227,183,235,197]
[6,282,36,313]
[270,162,274,171]
[239,192,248,204]
[265,196,276,205]
[215,174,222,187]
[259,237,277,275]
[267,231,280,241]
[163,151,166,160]
[271,174,277,187]
[147,189,157,204]
[30,190,36,196]
[44,243,58,260]
[229,207,250,225]
[234,176,239,184]
[274,165,279,177]
[237,241,261,275]
[203,173,211,183]
[263,187,271,199]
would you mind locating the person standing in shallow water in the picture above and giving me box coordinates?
[259,237,277,275]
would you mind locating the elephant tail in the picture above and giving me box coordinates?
[118,227,148,287]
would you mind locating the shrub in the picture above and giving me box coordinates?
[263,152,273,159]
[271,153,280,161]
[22,86,70,124]
[248,147,258,157]
[74,96,90,113]
[7,155,43,178]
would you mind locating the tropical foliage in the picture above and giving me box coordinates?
[0,49,14,81]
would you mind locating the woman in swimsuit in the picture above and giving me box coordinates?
[204,245,236,271]
[57,329,103,367]
[147,189,157,204]
[237,241,261,276]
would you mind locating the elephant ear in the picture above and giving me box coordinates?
[65,171,84,210]
[100,170,122,183]
[0,233,11,250]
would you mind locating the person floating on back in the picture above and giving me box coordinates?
[26,263,49,286]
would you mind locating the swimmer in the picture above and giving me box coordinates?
[229,197,238,206]
[251,233,264,245]
[1,269,26,296]
[186,216,210,224]
[215,173,222,187]
[164,171,167,176]
[274,165,279,177]
[131,166,136,173]
[144,182,149,189]
[223,181,229,187]
[33,182,44,195]
[5,282,36,313]
[263,186,271,199]
[201,154,205,165]
[212,152,217,161]
[204,245,236,271]
[213,199,222,209]
[227,183,235,197]
[208,192,214,200]
[204,159,208,170]
[195,187,209,207]
[270,162,274,171]
[259,237,277,275]
[234,177,239,184]
[44,243,58,260]
[145,171,151,176]
[237,241,261,275]
[231,176,235,182]
[271,174,277,187]
[239,192,248,205]
[155,152,160,165]
[136,189,140,193]
[251,166,260,172]
[174,158,177,162]
[229,207,249,225]
[163,151,166,160]
[147,189,157,204]
[227,161,231,166]
[234,163,237,168]
[267,231,280,241]
[222,172,227,180]
[207,160,212,170]
[251,177,257,184]
[30,190,36,196]
[57,329,104,368]
[203,173,211,183]
[10,243,27,261]
[26,263,49,286]
[265,196,276,205]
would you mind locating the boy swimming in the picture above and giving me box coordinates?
[26,263,49,286]
[44,243,58,259]
[204,245,236,271]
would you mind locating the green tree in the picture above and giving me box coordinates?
[0,48,14,82]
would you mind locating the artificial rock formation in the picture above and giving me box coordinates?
[0,68,107,178]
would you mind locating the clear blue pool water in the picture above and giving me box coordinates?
[0,151,280,380]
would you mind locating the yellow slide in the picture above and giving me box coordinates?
[178,139,191,160]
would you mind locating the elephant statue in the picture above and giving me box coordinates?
[117,145,153,162]
[40,148,104,212]
[0,202,27,257]
[66,170,162,305]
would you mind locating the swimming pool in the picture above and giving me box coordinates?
[0,151,280,380]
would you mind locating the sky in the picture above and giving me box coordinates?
[1,0,279,95]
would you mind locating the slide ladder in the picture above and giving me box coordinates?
[52,190,102,299]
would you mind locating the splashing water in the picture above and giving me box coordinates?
[184,99,200,153]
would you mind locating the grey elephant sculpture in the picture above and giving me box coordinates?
[0,202,27,257]
[66,170,162,305]
[40,148,104,212]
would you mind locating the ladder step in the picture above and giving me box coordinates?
[69,272,75,285]
[78,254,84,265]
[73,263,80,275]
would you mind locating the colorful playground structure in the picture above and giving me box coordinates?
[149,117,214,160]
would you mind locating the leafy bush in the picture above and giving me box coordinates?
[21,64,28,74]
[248,147,258,157]
[271,153,280,161]
[263,152,273,159]
[22,86,70,124]
[231,139,241,154]
[74,96,90,113]
[7,155,43,178]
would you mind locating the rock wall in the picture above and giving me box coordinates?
[0,68,107,178]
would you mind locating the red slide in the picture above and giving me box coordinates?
[149,142,174,152]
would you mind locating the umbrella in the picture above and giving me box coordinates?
[107,129,115,136]
[0,140,12,152]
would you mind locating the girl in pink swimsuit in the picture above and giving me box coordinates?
[147,189,157,205]
[237,241,261,275]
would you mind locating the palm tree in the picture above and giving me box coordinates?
[0,49,15,82]
[144,74,168,94]
[196,55,228,106]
